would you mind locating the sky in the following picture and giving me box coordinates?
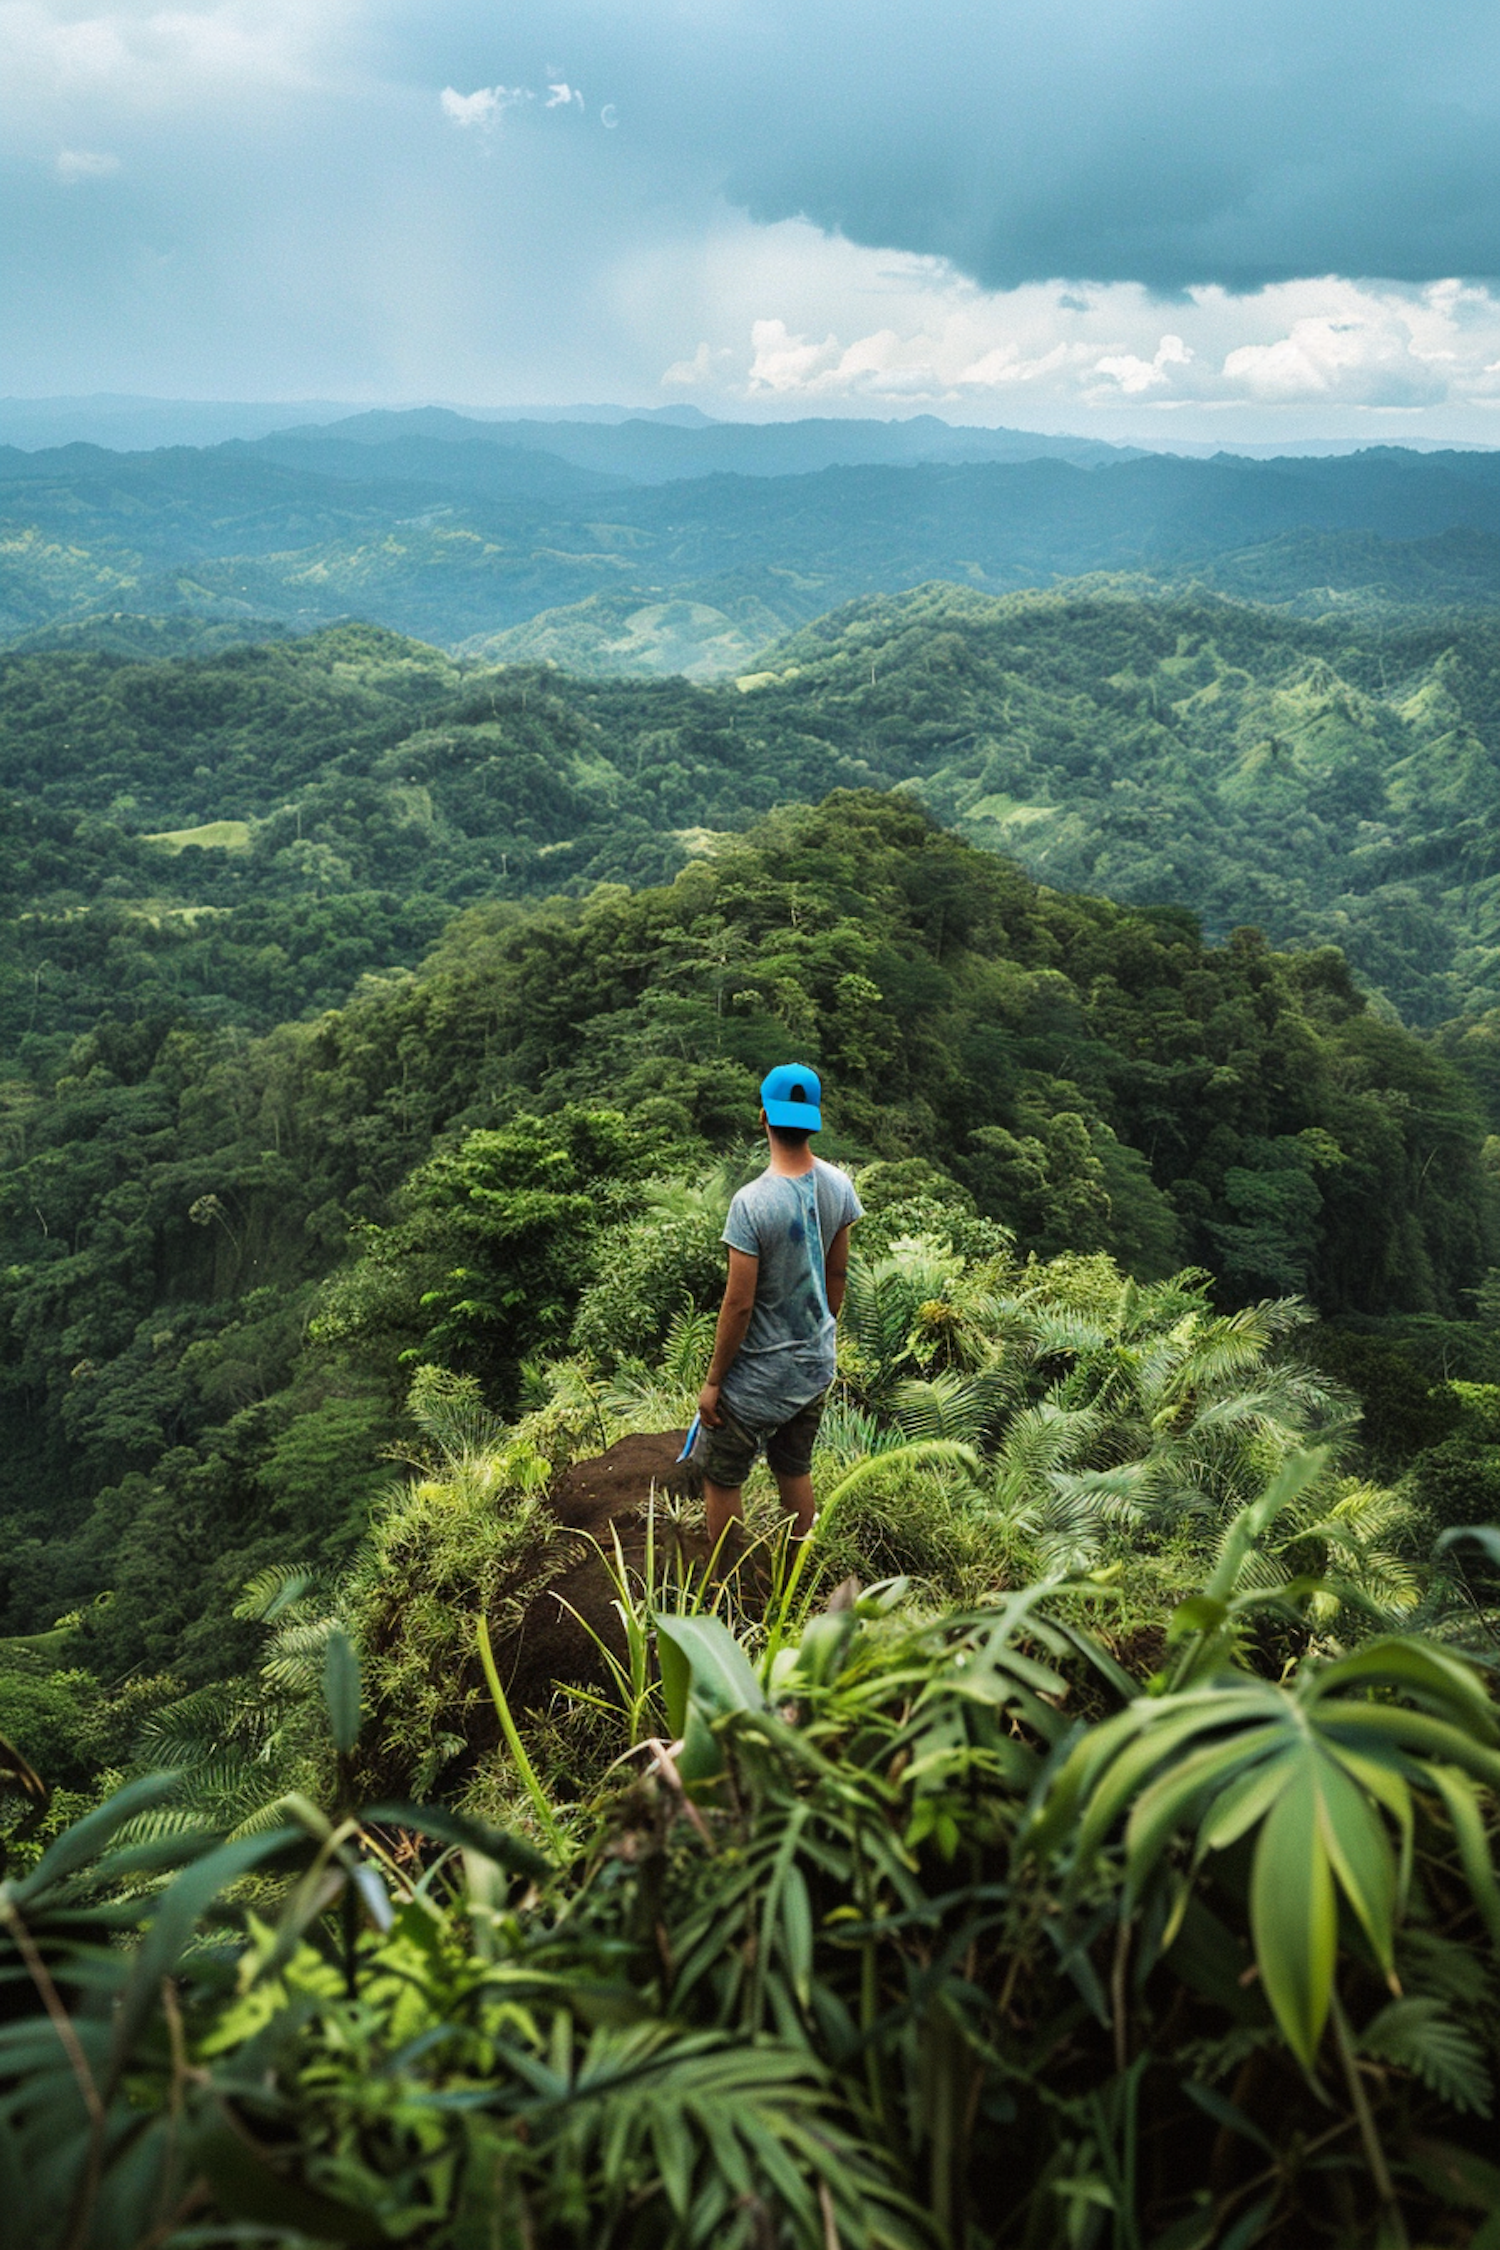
[7,0,1500,445]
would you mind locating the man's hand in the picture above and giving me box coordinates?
[698,1380,724,1429]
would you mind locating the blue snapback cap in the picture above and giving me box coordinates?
[761,1062,822,1130]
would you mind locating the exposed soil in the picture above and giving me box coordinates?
[491,1430,710,1713]
[548,1430,702,1539]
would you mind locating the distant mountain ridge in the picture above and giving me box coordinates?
[5,414,1500,670]
[0,396,716,451]
[259,406,1140,480]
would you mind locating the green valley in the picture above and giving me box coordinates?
[6,581,1500,1054]
[3,482,1500,2250]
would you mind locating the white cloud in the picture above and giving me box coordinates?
[1092,334,1192,395]
[662,339,730,386]
[0,1,329,106]
[439,82,527,129]
[746,317,969,397]
[747,319,842,390]
[957,342,1073,387]
[1222,306,1446,405]
[640,223,1500,438]
[438,77,586,131]
[55,145,120,180]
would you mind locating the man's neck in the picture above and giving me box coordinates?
[765,1135,815,1177]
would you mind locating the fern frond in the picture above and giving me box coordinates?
[989,1403,1102,1504]
[1359,1998,1493,2117]
[233,1565,320,1623]
[890,1369,1011,1445]
[405,1364,508,1464]
[661,1299,716,1388]
[1045,1460,1152,1525]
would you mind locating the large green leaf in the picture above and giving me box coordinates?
[1437,1524,1500,1571]
[1249,1763,1337,2070]
[1123,1725,1287,1901]
[8,1772,182,1904]
[1041,1623,1500,2073]
[655,1613,766,1741]
[323,1628,363,1755]
[1313,1753,1399,1982]
[1427,1765,1500,1950]
[1311,1636,1500,1742]
[1058,1688,1273,1869]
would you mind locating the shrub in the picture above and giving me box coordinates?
[347,1372,569,1793]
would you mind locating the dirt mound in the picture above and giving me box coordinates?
[494,1429,709,1713]
[548,1429,700,1535]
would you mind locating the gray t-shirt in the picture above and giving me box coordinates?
[719,1158,863,1430]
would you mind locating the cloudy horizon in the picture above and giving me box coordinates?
[7,0,1500,447]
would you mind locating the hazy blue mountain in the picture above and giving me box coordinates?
[6,434,1500,661]
[247,429,628,501]
[263,406,1141,480]
[0,396,721,449]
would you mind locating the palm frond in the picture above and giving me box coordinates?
[989,1402,1103,1506]
[1013,1305,1115,1360]
[233,1564,319,1623]
[890,1368,1012,1444]
[817,1399,910,1466]
[1045,1460,1152,1526]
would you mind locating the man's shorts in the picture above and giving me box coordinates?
[693,1391,827,1488]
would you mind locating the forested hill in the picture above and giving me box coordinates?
[0,793,1494,1686]
[7,420,1500,673]
[730,583,1500,1026]
[6,585,1500,1057]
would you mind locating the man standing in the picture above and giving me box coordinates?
[694,1063,863,1551]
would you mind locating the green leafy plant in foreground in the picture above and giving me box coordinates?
[0,1634,924,2250]
[572,1467,1500,2246]
[3,1470,1500,2247]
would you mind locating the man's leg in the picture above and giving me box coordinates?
[771,1470,816,1539]
[766,1394,825,1542]
[697,1405,757,1570]
[704,1479,745,1551]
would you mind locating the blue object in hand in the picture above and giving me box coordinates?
[676,1412,701,1464]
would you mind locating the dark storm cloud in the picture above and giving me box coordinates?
[731,0,1500,288]
[424,0,1500,289]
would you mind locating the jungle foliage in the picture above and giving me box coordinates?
[3,1243,1500,2248]
[9,584,1500,1065]
[0,745,1496,2248]
[0,790,1495,1726]
[5,430,1500,2243]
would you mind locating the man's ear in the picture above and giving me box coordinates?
[758,1107,768,1128]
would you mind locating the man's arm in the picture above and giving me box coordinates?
[825,1223,853,1318]
[698,1246,758,1427]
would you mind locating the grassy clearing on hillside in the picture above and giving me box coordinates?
[141,818,253,852]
